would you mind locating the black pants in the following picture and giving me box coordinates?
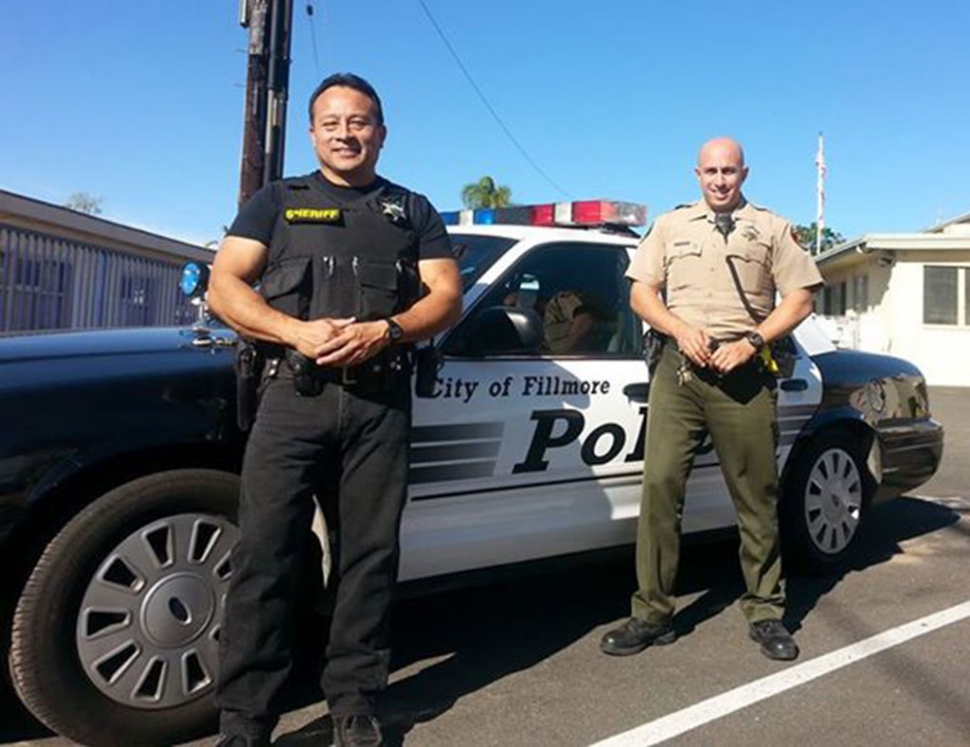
[216,370,410,737]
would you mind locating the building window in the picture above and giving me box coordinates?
[923,266,958,325]
[822,281,846,315]
[966,269,970,325]
[121,275,156,326]
[852,275,868,312]
[10,255,73,330]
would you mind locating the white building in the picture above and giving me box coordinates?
[814,211,970,386]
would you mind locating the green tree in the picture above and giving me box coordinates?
[795,222,844,254]
[64,191,103,215]
[461,176,512,209]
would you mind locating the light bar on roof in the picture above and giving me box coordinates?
[572,200,648,226]
[440,199,647,228]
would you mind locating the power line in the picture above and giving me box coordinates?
[416,0,570,198]
[305,2,321,76]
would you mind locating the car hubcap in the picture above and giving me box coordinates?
[804,447,862,555]
[76,514,238,709]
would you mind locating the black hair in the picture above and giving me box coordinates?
[307,72,384,125]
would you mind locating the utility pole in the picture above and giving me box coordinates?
[265,0,293,187]
[237,0,293,207]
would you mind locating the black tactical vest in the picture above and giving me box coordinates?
[259,175,421,323]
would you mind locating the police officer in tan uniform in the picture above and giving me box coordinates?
[601,137,823,661]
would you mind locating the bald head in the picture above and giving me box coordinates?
[698,137,745,168]
[695,137,748,212]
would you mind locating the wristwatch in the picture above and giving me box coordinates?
[745,331,766,351]
[385,318,404,345]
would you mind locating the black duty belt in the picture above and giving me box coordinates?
[669,336,750,356]
[277,348,408,396]
[668,339,764,380]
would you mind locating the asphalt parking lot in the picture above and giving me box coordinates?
[3,387,968,746]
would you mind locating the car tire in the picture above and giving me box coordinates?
[782,430,874,574]
[8,469,240,747]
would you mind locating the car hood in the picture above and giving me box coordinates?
[811,348,932,423]
[0,326,238,398]
[0,326,231,363]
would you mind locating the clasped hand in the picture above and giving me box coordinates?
[292,317,389,367]
[674,326,756,374]
[709,339,756,374]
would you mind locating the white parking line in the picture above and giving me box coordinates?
[914,494,970,510]
[589,600,970,747]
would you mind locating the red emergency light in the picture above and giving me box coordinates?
[440,200,647,228]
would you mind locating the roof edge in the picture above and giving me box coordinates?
[0,188,213,261]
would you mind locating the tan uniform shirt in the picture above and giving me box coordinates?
[626,199,823,340]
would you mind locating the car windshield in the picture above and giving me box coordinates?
[449,233,517,291]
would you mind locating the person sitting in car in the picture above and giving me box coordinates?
[543,288,615,354]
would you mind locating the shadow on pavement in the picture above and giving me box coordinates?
[274,553,638,745]
[784,496,962,632]
[1,497,960,746]
[278,496,962,745]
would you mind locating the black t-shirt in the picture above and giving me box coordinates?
[227,172,454,262]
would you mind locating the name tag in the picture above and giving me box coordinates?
[284,208,342,224]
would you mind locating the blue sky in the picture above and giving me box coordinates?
[2,0,967,245]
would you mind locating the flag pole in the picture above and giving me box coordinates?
[815,132,826,255]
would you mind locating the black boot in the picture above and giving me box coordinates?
[749,619,799,661]
[600,617,677,656]
[333,714,384,747]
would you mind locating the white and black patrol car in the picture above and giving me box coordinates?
[0,200,944,746]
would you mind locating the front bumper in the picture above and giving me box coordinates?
[871,418,944,504]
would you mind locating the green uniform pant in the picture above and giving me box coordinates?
[631,344,785,624]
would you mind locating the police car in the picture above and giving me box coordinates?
[0,200,943,746]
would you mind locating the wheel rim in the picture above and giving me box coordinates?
[803,447,863,555]
[76,513,238,709]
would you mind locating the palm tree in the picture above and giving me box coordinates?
[461,176,512,209]
[795,222,845,255]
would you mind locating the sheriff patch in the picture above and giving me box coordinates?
[284,208,342,224]
[742,225,761,242]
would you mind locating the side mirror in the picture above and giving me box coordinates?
[179,262,211,298]
[448,306,543,357]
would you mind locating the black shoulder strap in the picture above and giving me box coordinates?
[724,256,760,322]
[281,175,313,191]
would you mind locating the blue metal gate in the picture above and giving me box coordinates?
[0,224,196,333]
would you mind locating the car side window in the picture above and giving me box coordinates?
[444,242,643,358]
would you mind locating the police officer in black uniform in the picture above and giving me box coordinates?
[208,73,462,747]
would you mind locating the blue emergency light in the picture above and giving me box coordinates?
[179,262,210,298]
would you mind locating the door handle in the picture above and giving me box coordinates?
[780,378,808,392]
[623,383,650,402]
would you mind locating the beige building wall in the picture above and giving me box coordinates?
[895,251,970,386]
[815,210,970,387]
